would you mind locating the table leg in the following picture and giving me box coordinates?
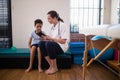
[87,39,116,67]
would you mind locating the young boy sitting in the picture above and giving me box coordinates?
[25,19,46,73]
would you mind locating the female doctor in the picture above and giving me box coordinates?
[38,10,69,74]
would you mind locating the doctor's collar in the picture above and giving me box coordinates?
[51,22,60,30]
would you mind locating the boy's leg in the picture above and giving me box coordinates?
[37,47,43,72]
[25,46,36,72]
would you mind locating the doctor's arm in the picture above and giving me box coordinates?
[46,35,66,44]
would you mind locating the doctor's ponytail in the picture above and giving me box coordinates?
[47,10,64,22]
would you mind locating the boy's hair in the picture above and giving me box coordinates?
[34,19,43,26]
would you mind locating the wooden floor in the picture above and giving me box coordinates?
[107,60,120,72]
[0,62,119,80]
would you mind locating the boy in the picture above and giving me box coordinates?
[25,19,46,72]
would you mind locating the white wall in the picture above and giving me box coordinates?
[103,0,111,24]
[11,0,70,48]
[110,0,119,24]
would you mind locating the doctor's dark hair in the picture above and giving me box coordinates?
[34,19,43,26]
[47,10,64,22]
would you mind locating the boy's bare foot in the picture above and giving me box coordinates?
[25,67,32,72]
[38,67,43,73]
[45,68,58,74]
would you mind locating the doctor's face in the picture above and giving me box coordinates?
[47,14,55,24]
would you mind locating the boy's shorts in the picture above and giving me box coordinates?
[31,44,38,48]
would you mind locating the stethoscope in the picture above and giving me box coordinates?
[51,21,60,35]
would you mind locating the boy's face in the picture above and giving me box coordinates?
[35,23,42,32]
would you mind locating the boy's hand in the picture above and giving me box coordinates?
[28,45,31,50]
[46,35,53,40]
[41,35,47,40]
